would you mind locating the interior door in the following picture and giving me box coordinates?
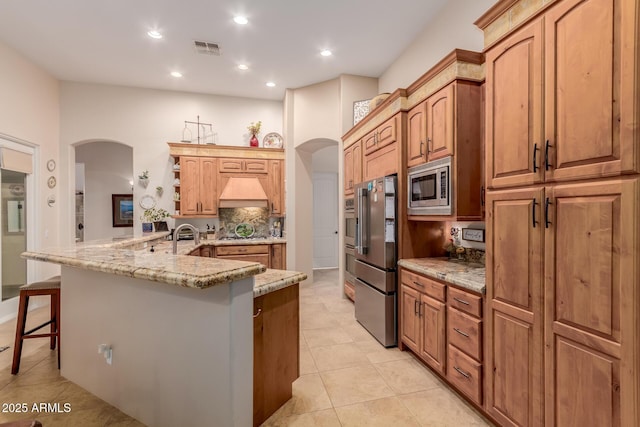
[312,172,338,268]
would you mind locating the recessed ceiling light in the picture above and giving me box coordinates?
[233,16,248,25]
[320,49,332,57]
[147,30,162,39]
[170,71,183,78]
[238,64,249,70]
[266,82,276,87]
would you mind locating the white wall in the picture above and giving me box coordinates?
[75,141,133,240]
[378,0,494,92]
[312,146,339,173]
[292,79,341,147]
[59,82,283,242]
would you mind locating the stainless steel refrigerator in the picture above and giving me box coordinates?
[354,174,397,347]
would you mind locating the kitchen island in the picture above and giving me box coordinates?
[21,233,305,427]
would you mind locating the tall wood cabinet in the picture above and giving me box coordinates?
[479,0,640,425]
[180,156,218,216]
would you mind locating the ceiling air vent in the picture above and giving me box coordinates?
[194,40,221,56]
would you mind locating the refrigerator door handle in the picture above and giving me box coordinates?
[356,187,369,255]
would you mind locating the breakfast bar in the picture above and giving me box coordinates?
[21,233,305,427]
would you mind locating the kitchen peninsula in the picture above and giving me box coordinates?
[21,232,305,427]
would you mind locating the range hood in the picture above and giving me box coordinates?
[218,177,269,208]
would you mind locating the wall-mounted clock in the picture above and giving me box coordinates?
[47,176,57,189]
[46,159,56,172]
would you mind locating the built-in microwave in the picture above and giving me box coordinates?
[407,156,452,215]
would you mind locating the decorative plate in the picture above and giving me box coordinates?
[263,132,283,148]
[139,195,156,210]
[46,159,56,172]
[47,176,56,189]
[234,223,255,238]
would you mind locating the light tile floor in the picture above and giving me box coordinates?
[0,269,492,426]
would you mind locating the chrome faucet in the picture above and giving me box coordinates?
[173,223,200,254]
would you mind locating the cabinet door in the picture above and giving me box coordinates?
[180,156,201,215]
[363,142,397,181]
[419,294,446,374]
[245,159,268,173]
[485,18,543,189]
[362,128,378,155]
[376,116,397,151]
[217,253,270,266]
[426,83,454,161]
[485,187,544,426]
[200,246,213,257]
[407,101,427,168]
[199,158,217,215]
[544,179,637,426]
[270,244,286,270]
[352,141,362,187]
[400,284,421,354]
[268,160,283,215]
[344,146,354,195]
[544,0,637,182]
[219,158,244,172]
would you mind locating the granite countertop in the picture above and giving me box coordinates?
[398,258,485,294]
[254,269,307,297]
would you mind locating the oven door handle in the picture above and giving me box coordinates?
[356,187,368,255]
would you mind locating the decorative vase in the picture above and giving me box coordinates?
[250,134,259,147]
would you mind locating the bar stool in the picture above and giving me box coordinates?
[11,276,61,375]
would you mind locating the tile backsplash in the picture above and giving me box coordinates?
[219,207,270,238]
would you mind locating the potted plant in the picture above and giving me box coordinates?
[247,121,262,147]
[141,207,170,232]
[138,170,150,188]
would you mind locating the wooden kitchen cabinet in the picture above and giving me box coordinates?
[215,244,270,266]
[407,102,426,168]
[270,243,286,270]
[268,160,284,216]
[362,114,401,181]
[253,284,299,426]
[446,286,484,406]
[426,83,454,161]
[485,0,637,190]
[485,187,544,426]
[399,270,446,374]
[363,115,397,156]
[180,156,218,216]
[343,140,362,196]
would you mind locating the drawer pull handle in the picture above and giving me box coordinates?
[454,366,471,379]
[453,297,470,306]
[413,281,424,288]
[253,308,262,318]
[453,328,469,338]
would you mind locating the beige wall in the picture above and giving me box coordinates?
[339,74,379,136]
[0,41,60,285]
[292,79,341,146]
[378,0,494,92]
[59,82,283,243]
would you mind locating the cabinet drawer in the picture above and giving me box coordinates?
[344,280,355,302]
[219,159,244,172]
[448,287,482,317]
[244,159,268,173]
[447,345,482,405]
[448,307,482,361]
[216,245,270,256]
[401,270,446,302]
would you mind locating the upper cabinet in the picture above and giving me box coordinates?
[168,144,285,218]
[363,114,402,181]
[485,0,638,190]
[343,140,362,196]
[408,83,455,168]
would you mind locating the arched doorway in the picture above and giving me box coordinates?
[73,140,133,242]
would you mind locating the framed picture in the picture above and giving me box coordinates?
[112,194,134,227]
[353,99,370,125]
